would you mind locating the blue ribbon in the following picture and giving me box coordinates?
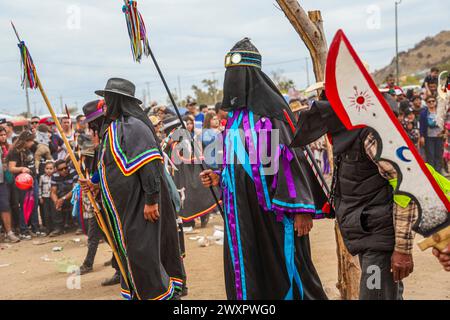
[283,216,304,300]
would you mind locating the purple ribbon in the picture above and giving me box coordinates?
[271,146,282,190]
[281,146,297,199]
[242,111,271,211]
[224,186,243,300]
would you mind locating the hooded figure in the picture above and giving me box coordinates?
[162,115,221,228]
[95,78,183,300]
[218,38,330,300]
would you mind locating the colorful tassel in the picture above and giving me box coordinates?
[17,41,38,89]
[122,0,150,63]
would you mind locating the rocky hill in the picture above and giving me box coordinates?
[373,30,450,84]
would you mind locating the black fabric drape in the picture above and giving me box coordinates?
[103,93,161,147]
[222,66,294,123]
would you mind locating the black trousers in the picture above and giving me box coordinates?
[52,205,71,232]
[111,254,119,273]
[82,217,103,267]
[82,214,120,273]
[8,183,20,230]
[41,198,54,232]
[358,250,403,300]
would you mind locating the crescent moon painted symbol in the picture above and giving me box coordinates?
[396,146,412,163]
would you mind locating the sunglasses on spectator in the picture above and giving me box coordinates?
[31,121,39,125]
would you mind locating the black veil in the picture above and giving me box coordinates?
[103,93,160,145]
[222,67,294,123]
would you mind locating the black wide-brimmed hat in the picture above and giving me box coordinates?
[95,78,142,105]
[82,99,106,124]
[162,115,182,134]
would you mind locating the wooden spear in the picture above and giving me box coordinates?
[11,21,130,290]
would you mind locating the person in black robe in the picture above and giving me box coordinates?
[91,78,183,300]
[200,39,330,300]
[162,115,221,228]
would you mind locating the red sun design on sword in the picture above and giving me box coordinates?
[348,86,374,112]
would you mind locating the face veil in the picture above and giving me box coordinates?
[103,92,160,144]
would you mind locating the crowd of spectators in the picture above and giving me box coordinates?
[1,67,447,244]
[388,68,449,174]
[0,115,88,243]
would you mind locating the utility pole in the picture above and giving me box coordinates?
[212,72,218,104]
[25,85,31,118]
[395,0,402,85]
[142,88,147,107]
[145,82,151,104]
[305,57,311,87]
[177,75,182,103]
[59,95,63,114]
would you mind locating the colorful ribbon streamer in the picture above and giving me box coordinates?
[17,41,38,89]
[122,0,150,62]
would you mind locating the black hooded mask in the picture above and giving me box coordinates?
[222,38,294,123]
[103,92,159,144]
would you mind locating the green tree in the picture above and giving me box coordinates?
[400,75,421,86]
[191,78,223,105]
[271,69,296,93]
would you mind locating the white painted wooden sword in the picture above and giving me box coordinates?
[325,30,450,252]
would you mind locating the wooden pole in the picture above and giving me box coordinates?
[276,0,361,300]
[34,74,130,290]
[11,19,130,290]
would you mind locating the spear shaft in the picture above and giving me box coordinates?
[147,46,224,215]
[10,21,131,290]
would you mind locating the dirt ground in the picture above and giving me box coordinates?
[0,214,448,300]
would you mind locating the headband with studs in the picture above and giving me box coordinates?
[225,50,262,69]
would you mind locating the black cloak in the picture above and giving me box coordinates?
[98,93,183,300]
[219,38,329,300]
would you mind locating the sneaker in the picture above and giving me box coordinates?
[7,232,20,243]
[19,233,32,240]
[49,230,62,238]
[101,272,121,286]
[103,259,112,267]
[79,264,93,275]
[75,229,83,235]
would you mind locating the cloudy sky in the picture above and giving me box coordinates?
[0,0,447,115]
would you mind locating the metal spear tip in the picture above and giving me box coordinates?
[10,20,22,42]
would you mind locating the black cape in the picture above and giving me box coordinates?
[98,115,183,300]
[169,135,221,223]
